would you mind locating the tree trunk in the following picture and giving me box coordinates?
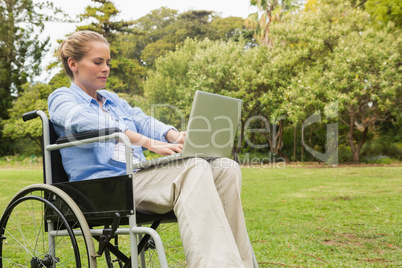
[346,110,369,163]
[0,0,16,120]
[293,123,297,162]
[268,119,290,163]
[347,114,358,163]
[352,149,360,163]
[354,126,368,163]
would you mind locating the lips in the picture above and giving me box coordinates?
[98,77,108,82]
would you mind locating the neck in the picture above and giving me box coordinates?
[73,80,97,100]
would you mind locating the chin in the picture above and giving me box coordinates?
[97,82,107,89]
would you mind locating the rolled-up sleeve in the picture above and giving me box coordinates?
[118,98,177,143]
[48,89,129,134]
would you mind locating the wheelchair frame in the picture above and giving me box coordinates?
[0,110,259,268]
[1,110,172,268]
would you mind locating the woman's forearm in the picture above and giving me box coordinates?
[124,129,183,156]
[124,129,151,149]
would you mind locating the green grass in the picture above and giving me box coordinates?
[242,166,402,267]
[0,169,43,207]
[0,166,401,267]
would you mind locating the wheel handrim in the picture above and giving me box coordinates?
[0,191,85,267]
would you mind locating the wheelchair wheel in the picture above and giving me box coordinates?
[0,184,97,267]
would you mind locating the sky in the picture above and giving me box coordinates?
[37,0,258,81]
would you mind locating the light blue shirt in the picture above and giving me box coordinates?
[48,82,176,181]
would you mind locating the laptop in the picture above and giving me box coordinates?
[132,90,243,169]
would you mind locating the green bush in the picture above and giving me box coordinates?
[361,139,402,160]
[338,144,353,163]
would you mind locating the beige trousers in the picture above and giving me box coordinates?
[132,157,253,268]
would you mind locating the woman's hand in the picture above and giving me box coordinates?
[147,139,183,155]
[166,130,186,144]
[124,129,183,155]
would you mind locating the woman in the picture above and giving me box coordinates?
[48,30,253,267]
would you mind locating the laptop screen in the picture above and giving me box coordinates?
[182,91,243,158]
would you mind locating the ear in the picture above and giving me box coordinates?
[67,58,78,73]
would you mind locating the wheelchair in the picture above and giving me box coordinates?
[0,110,259,267]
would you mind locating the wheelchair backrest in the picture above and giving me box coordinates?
[47,121,69,184]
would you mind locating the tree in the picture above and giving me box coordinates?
[125,7,178,63]
[208,16,247,40]
[2,83,53,149]
[124,7,249,68]
[320,28,400,163]
[141,39,176,67]
[0,0,67,155]
[0,0,53,120]
[245,0,298,46]
[270,0,401,163]
[78,0,133,42]
[365,0,402,28]
[144,38,291,161]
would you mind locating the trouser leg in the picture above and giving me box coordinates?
[208,158,253,268]
[133,158,244,267]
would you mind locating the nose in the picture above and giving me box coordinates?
[102,63,110,73]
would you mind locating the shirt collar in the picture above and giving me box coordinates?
[70,82,116,107]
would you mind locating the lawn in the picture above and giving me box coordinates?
[242,165,401,267]
[0,165,401,267]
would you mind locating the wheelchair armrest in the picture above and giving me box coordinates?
[47,129,133,175]
[56,128,122,144]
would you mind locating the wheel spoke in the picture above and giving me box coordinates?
[0,255,29,267]
[0,189,89,267]
[3,221,36,259]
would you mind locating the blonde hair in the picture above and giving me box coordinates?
[59,30,109,79]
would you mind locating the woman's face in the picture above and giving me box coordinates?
[69,41,111,92]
